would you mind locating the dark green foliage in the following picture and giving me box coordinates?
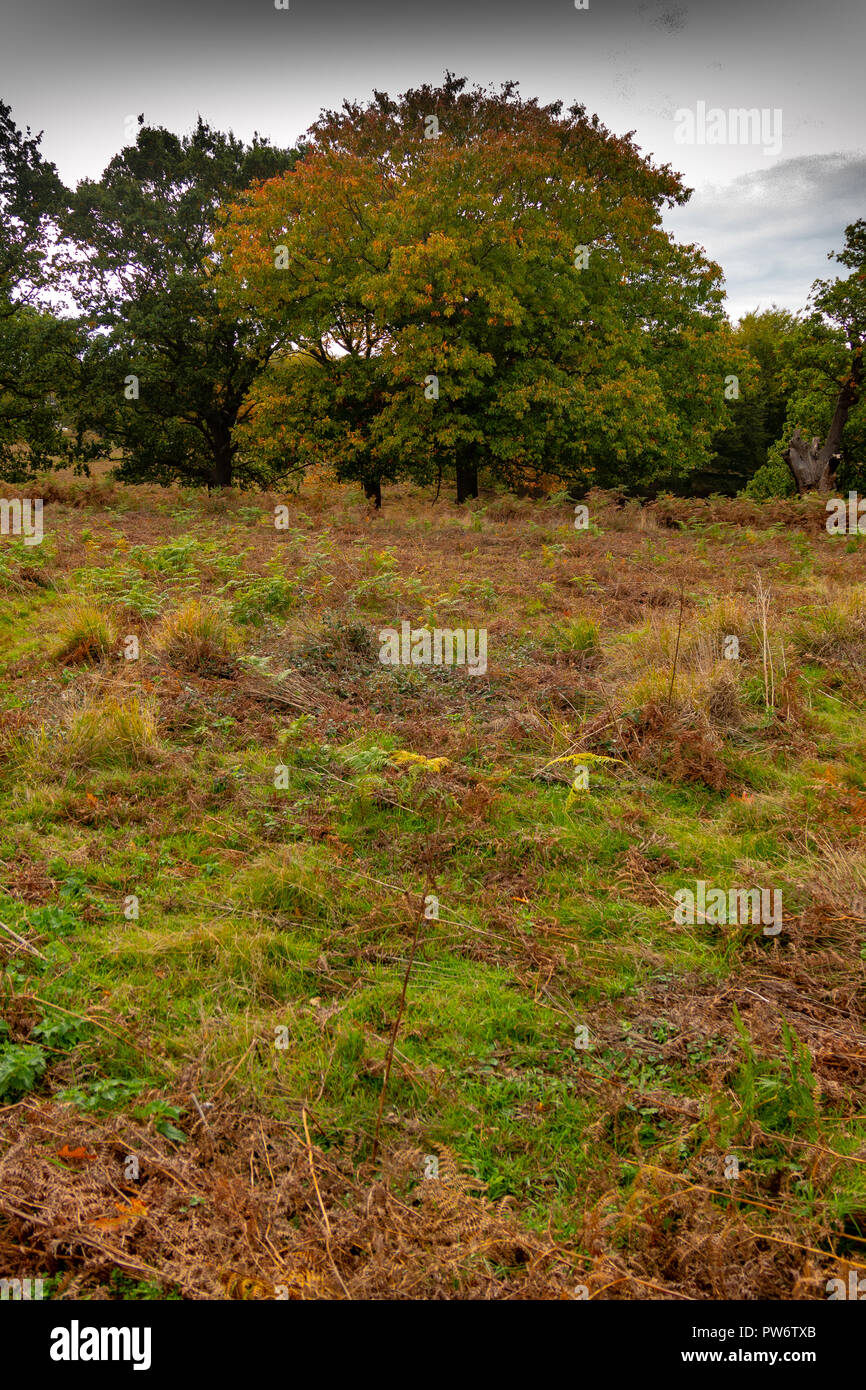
[62,118,304,488]
[0,1042,47,1100]
[0,102,87,475]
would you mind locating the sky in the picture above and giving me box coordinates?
[1,0,864,322]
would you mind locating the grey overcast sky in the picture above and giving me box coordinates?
[1,0,864,321]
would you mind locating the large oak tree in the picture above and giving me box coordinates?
[217,76,744,504]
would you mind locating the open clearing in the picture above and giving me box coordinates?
[1,475,865,1299]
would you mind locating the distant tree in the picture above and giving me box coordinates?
[0,307,97,478]
[217,76,743,505]
[778,222,866,496]
[60,118,303,489]
[0,101,82,477]
[693,307,796,497]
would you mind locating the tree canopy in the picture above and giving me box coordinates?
[216,77,745,502]
[0,101,83,477]
[0,87,859,504]
[746,223,866,498]
[59,118,302,488]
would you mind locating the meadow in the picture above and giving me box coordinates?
[1,472,865,1300]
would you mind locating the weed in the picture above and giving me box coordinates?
[52,598,117,665]
[0,1044,47,1100]
[63,695,161,768]
[155,599,240,672]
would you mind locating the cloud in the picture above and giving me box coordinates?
[664,152,866,321]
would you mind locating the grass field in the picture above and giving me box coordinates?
[1,472,865,1300]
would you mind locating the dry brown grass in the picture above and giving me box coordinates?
[0,1102,581,1300]
[3,1073,861,1300]
[155,599,240,675]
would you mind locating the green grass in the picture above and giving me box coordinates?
[2,479,866,1297]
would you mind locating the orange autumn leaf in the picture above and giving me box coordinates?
[90,1197,147,1231]
[57,1144,97,1164]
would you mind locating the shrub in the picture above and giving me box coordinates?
[0,1043,47,1100]
[53,598,117,665]
[230,572,299,625]
[743,456,797,500]
[541,616,599,660]
[64,695,160,768]
[295,613,378,672]
[238,848,335,923]
[731,1009,817,1137]
[790,587,866,662]
[155,599,240,672]
[702,665,745,730]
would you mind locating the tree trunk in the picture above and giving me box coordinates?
[363,477,382,509]
[209,433,234,489]
[785,429,838,495]
[455,459,478,503]
[785,353,863,495]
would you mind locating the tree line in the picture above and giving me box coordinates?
[1,78,863,504]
